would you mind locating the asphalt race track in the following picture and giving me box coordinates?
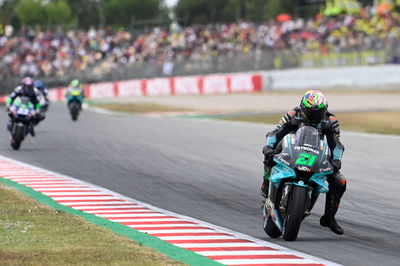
[1,103,399,266]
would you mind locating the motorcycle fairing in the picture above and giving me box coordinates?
[271,156,331,193]
[270,159,295,188]
[264,198,284,232]
[310,172,331,193]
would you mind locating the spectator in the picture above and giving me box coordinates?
[1,3,400,82]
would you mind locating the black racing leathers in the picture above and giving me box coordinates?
[265,106,344,160]
[263,106,346,222]
[6,86,41,133]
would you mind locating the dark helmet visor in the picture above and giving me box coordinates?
[302,106,327,124]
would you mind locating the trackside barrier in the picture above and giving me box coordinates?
[263,65,400,90]
[4,65,400,103]
[40,73,263,102]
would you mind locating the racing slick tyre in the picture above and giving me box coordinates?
[11,126,24,150]
[283,185,308,241]
[264,216,282,238]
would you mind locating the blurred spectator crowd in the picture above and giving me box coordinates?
[1,4,400,80]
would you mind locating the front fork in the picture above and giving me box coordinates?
[307,188,320,213]
[268,181,314,218]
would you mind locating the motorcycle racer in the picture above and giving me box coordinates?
[261,90,346,235]
[65,79,85,103]
[7,77,41,109]
[6,77,41,136]
[33,79,49,124]
[34,80,49,108]
[65,79,85,121]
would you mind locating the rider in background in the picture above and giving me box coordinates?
[34,80,50,111]
[33,79,49,124]
[6,77,41,136]
[261,90,346,235]
[65,79,85,107]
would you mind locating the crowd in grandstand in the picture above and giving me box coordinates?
[1,3,400,79]
[0,28,132,79]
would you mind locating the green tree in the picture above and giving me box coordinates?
[14,0,46,25]
[45,0,75,25]
[15,0,76,26]
[175,0,230,25]
[175,0,295,25]
[0,0,18,25]
[65,0,104,29]
[247,0,269,21]
[104,0,169,27]
[266,0,291,19]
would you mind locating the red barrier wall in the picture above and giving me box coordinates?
[4,73,263,102]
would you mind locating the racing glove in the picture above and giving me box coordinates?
[330,159,342,173]
[263,145,275,167]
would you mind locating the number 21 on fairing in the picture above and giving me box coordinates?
[295,153,317,167]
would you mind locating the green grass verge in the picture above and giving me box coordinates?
[91,102,192,113]
[92,101,400,135]
[224,111,400,135]
[0,178,222,266]
[0,183,186,266]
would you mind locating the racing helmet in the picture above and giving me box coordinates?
[34,80,45,90]
[21,77,34,96]
[300,90,328,124]
[69,79,81,89]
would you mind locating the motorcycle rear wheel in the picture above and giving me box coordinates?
[70,107,79,121]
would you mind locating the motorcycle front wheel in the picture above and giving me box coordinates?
[11,125,25,150]
[283,185,308,241]
[263,215,282,238]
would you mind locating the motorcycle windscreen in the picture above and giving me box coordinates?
[294,126,320,148]
[292,126,332,192]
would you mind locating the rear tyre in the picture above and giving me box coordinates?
[283,185,308,241]
[264,216,282,238]
[70,105,80,121]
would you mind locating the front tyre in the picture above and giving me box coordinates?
[10,138,20,150]
[11,125,25,150]
[264,216,282,238]
[283,185,308,241]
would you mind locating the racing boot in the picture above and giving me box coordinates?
[260,182,268,200]
[260,168,270,201]
[28,125,35,137]
[320,192,344,235]
[320,215,343,235]
[7,120,12,132]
